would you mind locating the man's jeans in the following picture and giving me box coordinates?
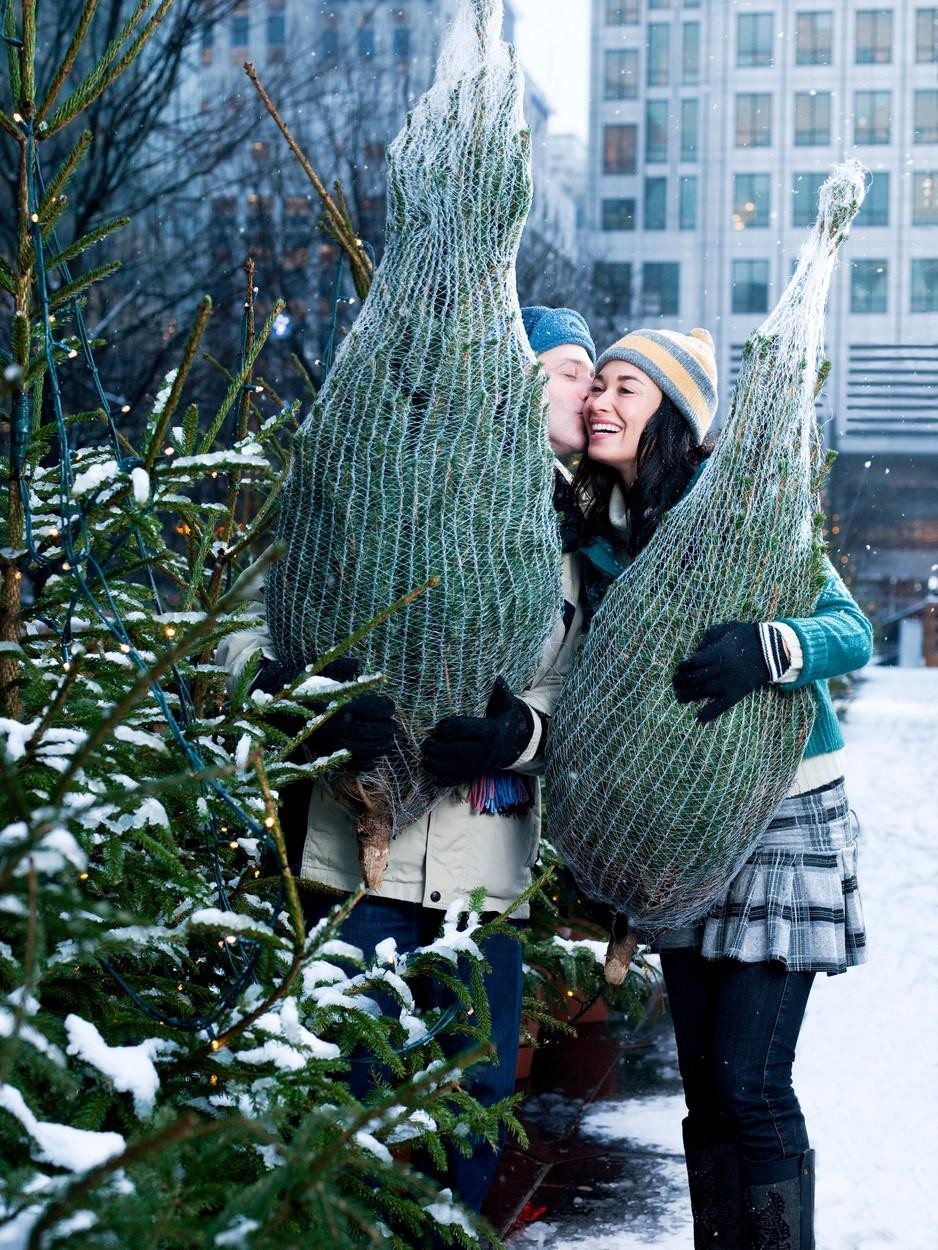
[305,892,523,1213]
[660,949,816,1164]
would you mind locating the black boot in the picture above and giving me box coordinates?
[682,1120,743,1248]
[742,1150,815,1250]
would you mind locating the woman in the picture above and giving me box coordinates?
[575,328,872,1250]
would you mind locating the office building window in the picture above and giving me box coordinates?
[851,261,888,313]
[856,172,889,226]
[913,173,938,224]
[795,91,832,145]
[648,23,671,85]
[681,98,699,160]
[916,8,938,61]
[231,12,249,48]
[646,100,669,162]
[792,172,826,227]
[679,175,698,229]
[357,16,375,58]
[738,13,774,67]
[267,7,285,51]
[914,91,938,143]
[796,11,833,64]
[604,124,637,174]
[645,177,667,230]
[594,262,633,317]
[732,260,769,314]
[911,259,938,311]
[392,25,411,62]
[683,22,700,83]
[606,0,639,22]
[604,48,639,99]
[319,28,339,62]
[856,9,893,63]
[733,174,771,228]
[602,198,636,231]
[649,0,672,8]
[642,262,680,316]
[854,91,891,144]
[736,93,773,146]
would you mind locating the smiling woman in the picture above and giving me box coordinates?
[585,362,664,484]
[571,328,716,566]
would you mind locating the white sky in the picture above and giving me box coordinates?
[511,0,591,139]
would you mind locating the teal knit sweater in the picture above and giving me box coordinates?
[780,559,873,757]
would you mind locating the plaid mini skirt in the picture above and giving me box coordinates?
[655,779,867,976]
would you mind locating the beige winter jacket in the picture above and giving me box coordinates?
[217,524,584,920]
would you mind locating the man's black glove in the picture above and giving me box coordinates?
[256,654,397,772]
[420,676,535,787]
[672,621,774,724]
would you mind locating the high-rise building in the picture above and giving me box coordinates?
[589,0,938,627]
[183,1,577,358]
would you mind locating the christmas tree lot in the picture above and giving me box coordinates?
[0,5,532,1246]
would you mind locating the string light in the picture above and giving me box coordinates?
[79,872,89,881]
[163,446,174,456]
[119,643,131,653]
[164,626,176,639]
[263,816,275,828]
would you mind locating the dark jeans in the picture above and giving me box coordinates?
[660,949,815,1167]
[304,892,523,1213]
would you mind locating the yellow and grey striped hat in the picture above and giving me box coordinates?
[594,327,718,441]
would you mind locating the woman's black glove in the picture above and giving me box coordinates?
[256,654,397,772]
[420,676,535,787]
[672,621,773,724]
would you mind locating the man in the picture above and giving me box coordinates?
[217,305,594,1213]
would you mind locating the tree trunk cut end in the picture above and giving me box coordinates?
[604,930,639,986]
[357,810,392,891]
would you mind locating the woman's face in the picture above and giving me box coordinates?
[586,360,663,483]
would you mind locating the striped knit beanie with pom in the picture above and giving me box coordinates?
[594,327,718,441]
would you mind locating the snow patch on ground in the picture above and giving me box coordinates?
[512,669,938,1250]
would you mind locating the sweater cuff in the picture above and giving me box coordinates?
[510,708,546,767]
[759,622,803,685]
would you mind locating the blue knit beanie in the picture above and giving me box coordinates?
[522,305,596,363]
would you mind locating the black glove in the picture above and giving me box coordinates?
[256,654,397,772]
[672,621,773,724]
[420,676,535,787]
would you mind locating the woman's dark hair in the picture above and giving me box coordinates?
[572,393,713,558]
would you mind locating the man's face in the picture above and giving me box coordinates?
[537,344,594,459]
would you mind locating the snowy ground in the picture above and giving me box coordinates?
[509,666,938,1250]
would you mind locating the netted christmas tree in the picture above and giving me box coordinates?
[0,6,523,1246]
[545,162,867,960]
[265,0,561,887]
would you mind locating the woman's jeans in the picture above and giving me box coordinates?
[660,949,815,1164]
[304,892,523,1213]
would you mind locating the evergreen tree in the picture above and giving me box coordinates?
[0,6,522,1246]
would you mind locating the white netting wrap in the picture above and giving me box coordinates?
[266,0,560,882]
[545,161,868,934]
